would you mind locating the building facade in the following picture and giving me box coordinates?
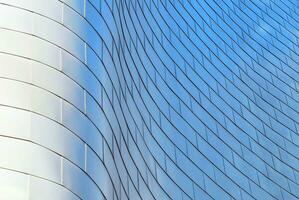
[0,0,298,199]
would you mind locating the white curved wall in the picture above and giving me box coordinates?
[0,1,104,199]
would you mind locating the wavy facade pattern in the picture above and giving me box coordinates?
[0,0,298,199]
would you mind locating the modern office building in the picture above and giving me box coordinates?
[0,0,298,199]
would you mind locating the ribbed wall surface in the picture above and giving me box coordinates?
[0,0,298,200]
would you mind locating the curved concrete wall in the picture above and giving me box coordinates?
[0,0,298,200]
